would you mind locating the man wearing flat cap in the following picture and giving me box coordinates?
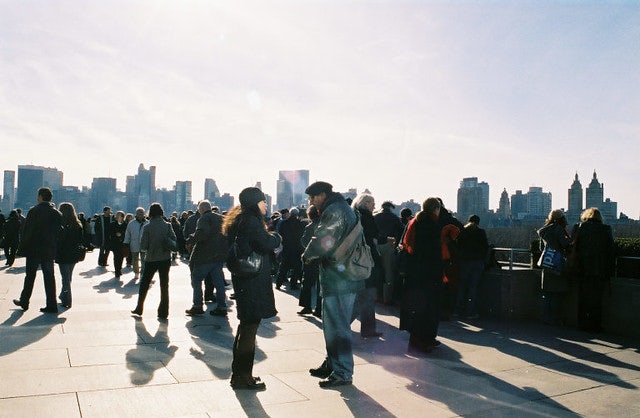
[301,181,364,388]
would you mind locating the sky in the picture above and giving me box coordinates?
[1,1,639,217]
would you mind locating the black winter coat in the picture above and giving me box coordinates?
[230,213,282,322]
[573,219,614,279]
[17,202,62,259]
[56,224,84,264]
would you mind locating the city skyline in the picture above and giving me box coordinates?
[1,163,630,221]
[1,2,639,217]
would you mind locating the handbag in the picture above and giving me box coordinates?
[226,237,263,277]
[331,210,374,281]
[537,246,565,273]
[74,244,87,262]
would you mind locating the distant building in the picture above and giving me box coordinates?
[277,170,309,209]
[125,164,156,212]
[457,177,489,222]
[90,177,117,215]
[526,186,552,219]
[174,181,192,212]
[212,193,234,213]
[204,178,220,201]
[586,170,604,210]
[510,190,527,220]
[497,188,511,220]
[16,165,63,210]
[567,173,583,223]
[602,198,618,223]
[2,170,15,213]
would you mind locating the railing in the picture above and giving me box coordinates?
[492,247,532,271]
[491,248,640,279]
[615,256,640,279]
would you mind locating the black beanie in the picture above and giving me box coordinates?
[239,187,266,208]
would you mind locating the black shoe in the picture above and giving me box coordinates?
[210,308,228,317]
[298,307,313,315]
[131,308,143,316]
[361,331,383,338]
[309,363,332,379]
[185,307,205,316]
[319,375,352,388]
[312,310,322,318]
[275,284,282,290]
[40,306,58,314]
[231,379,266,391]
[13,299,28,311]
[203,294,215,303]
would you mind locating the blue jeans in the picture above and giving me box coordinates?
[322,292,356,381]
[58,263,76,307]
[20,256,56,309]
[191,262,226,310]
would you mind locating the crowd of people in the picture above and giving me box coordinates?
[1,183,616,390]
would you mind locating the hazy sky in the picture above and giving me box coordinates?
[1,1,639,217]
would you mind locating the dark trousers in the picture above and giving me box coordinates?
[299,261,320,309]
[20,256,56,309]
[112,247,124,276]
[232,320,261,382]
[578,276,605,331]
[4,242,17,266]
[134,259,171,318]
[98,243,110,266]
[277,252,303,287]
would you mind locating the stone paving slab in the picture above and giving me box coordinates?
[0,250,639,417]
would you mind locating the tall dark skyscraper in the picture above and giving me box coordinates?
[15,165,63,209]
[90,177,117,214]
[586,170,604,209]
[456,177,489,221]
[567,173,583,221]
[277,169,309,209]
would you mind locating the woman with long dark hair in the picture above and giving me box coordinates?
[56,202,84,308]
[400,197,444,353]
[222,187,281,390]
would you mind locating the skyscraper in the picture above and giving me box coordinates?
[497,188,511,220]
[175,180,192,212]
[586,170,604,209]
[2,170,15,212]
[526,186,552,219]
[277,170,309,209]
[456,177,489,221]
[204,178,220,201]
[15,165,63,209]
[90,177,116,214]
[567,173,583,222]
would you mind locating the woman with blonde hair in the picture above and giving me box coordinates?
[537,209,572,325]
[572,207,614,332]
[56,202,84,308]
